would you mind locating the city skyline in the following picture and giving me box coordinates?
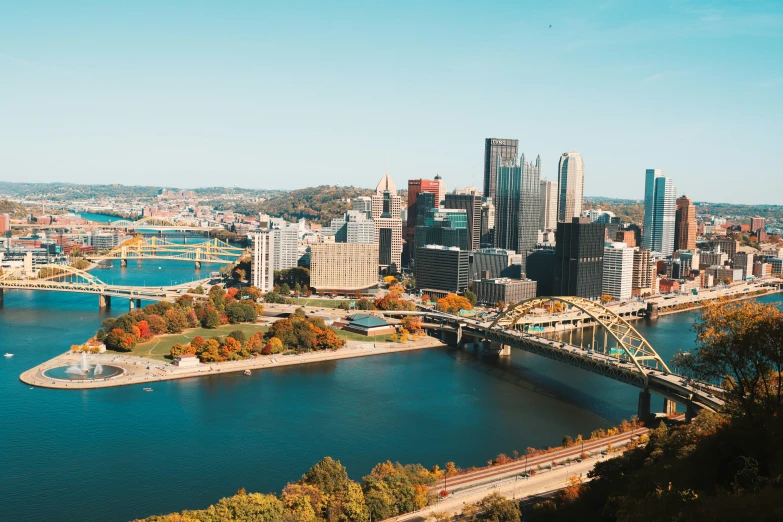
[1,2,781,204]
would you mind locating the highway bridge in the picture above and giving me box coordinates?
[88,237,245,267]
[382,296,724,422]
[0,264,211,309]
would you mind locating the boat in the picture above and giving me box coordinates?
[143,387,153,392]
[244,369,251,376]
[4,353,13,357]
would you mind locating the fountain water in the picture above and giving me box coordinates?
[65,352,92,375]
[45,351,124,381]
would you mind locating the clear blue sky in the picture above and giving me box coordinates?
[0,1,781,203]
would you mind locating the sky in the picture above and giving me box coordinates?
[0,1,781,203]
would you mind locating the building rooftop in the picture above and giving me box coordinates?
[347,314,390,328]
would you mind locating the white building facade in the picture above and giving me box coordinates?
[602,242,635,300]
[250,230,274,292]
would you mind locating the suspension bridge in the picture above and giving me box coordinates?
[88,237,246,267]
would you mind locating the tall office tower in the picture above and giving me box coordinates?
[493,154,541,269]
[469,248,523,280]
[445,191,482,251]
[483,138,519,200]
[556,152,585,222]
[602,242,635,300]
[480,200,495,247]
[309,243,380,294]
[250,231,274,292]
[407,178,442,255]
[539,179,558,231]
[371,173,403,272]
[415,208,468,250]
[674,195,697,252]
[415,245,470,295]
[352,196,372,218]
[329,211,375,244]
[642,169,676,255]
[434,174,446,205]
[553,218,606,299]
[271,222,300,270]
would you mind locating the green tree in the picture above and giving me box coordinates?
[464,289,477,306]
[203,309,221,329]
[302,457,350,497]
[476,492,520,521]
[164,309,188,333]
[208,492,285,521]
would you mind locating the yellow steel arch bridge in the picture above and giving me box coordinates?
[88,237,245,265]
[105,216,220,231]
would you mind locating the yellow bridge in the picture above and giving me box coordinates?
[89,237,246,267]
[0,264,210,309]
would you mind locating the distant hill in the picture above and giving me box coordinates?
[0,182,270,202]
[220,185,374,225]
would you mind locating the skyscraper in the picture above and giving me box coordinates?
[539,179,558,231]
[483,138,519,200]
[250,230,274,292]
[642,169,676,255]
[556,152,585,222]
[674,195,697,251]
[445,191,481,251]
[406,178,443,258]
[553,218,605,299]
[602,242,635,300]
[371,172,402,272]
[493,153,541,268]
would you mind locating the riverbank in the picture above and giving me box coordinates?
[19,336,445,390]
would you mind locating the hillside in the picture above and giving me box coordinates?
[0,199,27,216]
[220,185,374,225]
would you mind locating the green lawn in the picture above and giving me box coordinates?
[333,329,393,343]
[131,323,269,360]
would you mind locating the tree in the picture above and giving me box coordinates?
[559,475,584,503]
[674,300,783,419]
[104,328,136,352]
[600,294,613,304]
[421,293,431,304]
[476,492,520,521]
[226,301,257,323]
[203,309,221,329]
[362,478,395,521]
[383,275,398,286]
[280,283,291,295]
[164,309,188,333]
[145,314,168,335]
[246,332,265,354]
[436,294,473,314]
[496,300,506,312]
[464,290,477,306]
[282,483,326,517]
[302,457,350,497]
[265,337,284,354]
[136,320,152,341]
[208,492,285,522]
[228,330,246,343]
[401,316,423,333]
[233,268,246,282]
[169,343,185,359]
[355,298,375,310]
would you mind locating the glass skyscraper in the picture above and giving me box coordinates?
[556,152,584,223]
[483,138,519,200]
[642,169,676,255]
[493,153,541,269]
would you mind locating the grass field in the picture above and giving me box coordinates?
[131,323,269,360]
[288,298,352,309]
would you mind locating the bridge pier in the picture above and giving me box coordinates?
[663,398,677,417]
[98,295,111,309]
[0,288,4,304]
[195,261,202,269]
[120,259,127,267]
[685,400,698,422]
[637,388,652,423]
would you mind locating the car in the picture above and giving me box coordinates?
[707,393,715,398]
[587,349,595,354]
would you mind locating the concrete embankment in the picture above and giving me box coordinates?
[20,337,445,390]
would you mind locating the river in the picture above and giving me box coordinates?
[1,253,779,521]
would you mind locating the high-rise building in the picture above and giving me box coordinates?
[433,174,446,205]
[352,197,372,218]
[642,169,676,255]
[415,245,470,295]
[553,218,605,299]
[271,223,300,270]
[615,230,637,248]
[445,191,481,251]
[602,242,635,300]
[309,242,379,294]
[556,152,585,222]
[250,231,274,292]
[469,248,523,280]
[480,200,495,247]
[414,208,468,251]
[674,195,697,251]
[329,211,375,244]
[632,248,656,296]
[406,178,442,257]
[734,252,754,280]
[0,213,9,235]
[714,237,738,262]
[372,173,403,272]
[526,248,556,296]
[750,216,766,234]
[483,138,519,200]
[472,278,537,306]
[539,179,558,232]
[493,154,541,268]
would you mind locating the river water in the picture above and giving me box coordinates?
[1,248,779,521]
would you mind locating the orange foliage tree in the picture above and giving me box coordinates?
[436,294,473,314]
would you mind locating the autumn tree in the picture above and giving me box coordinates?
[674,300,783,419]
[476,492,521,521]
[104,328,136,352]
[436,294,473,314]
[401,316,423,333]
[559,475,584,503]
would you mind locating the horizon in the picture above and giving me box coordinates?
[1,1,781,204]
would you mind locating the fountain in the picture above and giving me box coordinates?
[45,352,124,381]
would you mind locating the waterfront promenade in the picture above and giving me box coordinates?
[19,336,445,390]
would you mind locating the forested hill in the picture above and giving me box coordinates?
[0,199,26,215]
[219,185,374,225]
